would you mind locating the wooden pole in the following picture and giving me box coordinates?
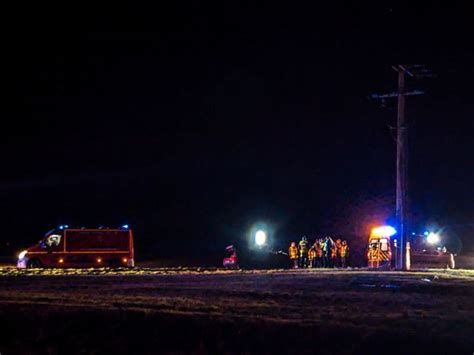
[396,66,407,270]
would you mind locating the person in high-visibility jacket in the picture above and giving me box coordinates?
[335,238,342,267]
[298,236,309,268]
[288,242,299,269]
[330,242,337,268]
[315,239,324,268]
[340,240,349,268]
[322,237,330,268]
[308,245,317,268]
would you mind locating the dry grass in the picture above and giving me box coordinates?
[0,268,473,354]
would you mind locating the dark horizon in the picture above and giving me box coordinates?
[2,3,474,259]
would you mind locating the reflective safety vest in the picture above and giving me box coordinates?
[308,248,317,260]
[322,240,329,253]
[330,247,337,258]
[299,240,308,255]
[336,242,342,256]
[316,244,323,257]
[289,246,298,260]
[340,245,349,258]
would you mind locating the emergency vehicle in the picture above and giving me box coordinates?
[17,226,134,268]
[223,245,238,269]
[367,226,393,268]
[410,233,455,269]
[367,226,455,269]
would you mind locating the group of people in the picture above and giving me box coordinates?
[288,236,350,269]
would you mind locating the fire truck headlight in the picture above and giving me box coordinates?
[18,250,28,260]
[255,230,267,246]
[427,232,440,245]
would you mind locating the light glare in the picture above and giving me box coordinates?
[427,232,440,245]
[371,226,397,238]
[255,230,267,246]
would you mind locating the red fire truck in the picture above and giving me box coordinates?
[17,226,134,268]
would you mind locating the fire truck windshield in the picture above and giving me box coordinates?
[43,228,56,238]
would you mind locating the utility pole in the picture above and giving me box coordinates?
[370,65,431,270]
[396,65,408,271]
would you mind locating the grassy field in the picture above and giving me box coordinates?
[1,268,474,354]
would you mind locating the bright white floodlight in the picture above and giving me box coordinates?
[255,230,267,246]
[427,232,440,245]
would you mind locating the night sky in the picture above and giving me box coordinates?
[2,3,474,259]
